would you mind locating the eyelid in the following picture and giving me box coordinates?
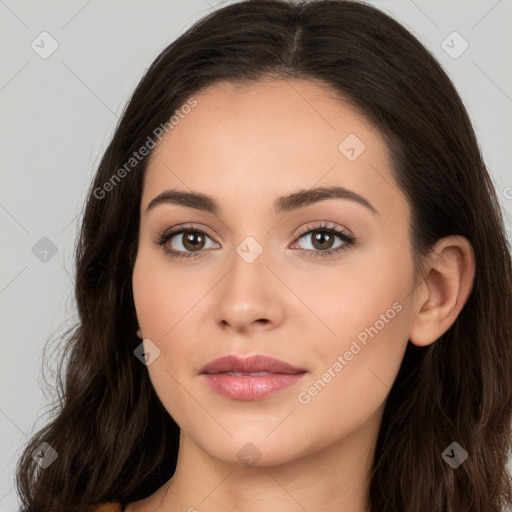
[293,221,353,239]
[158,223,219,242]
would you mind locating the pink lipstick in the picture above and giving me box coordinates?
[199,355,307,401]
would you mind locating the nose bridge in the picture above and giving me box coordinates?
[226,208,291,287]
[213,231,284,330]
[221,203,274,269]
[225,232,270,300]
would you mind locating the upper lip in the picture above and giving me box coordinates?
[199,355,306,375]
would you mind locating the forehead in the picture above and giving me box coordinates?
[141,79,406,220]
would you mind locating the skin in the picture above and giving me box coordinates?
[128,79,475,512]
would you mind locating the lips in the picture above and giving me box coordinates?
[199,355,307,401]
[199,354,305,375]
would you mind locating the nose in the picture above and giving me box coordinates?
[213,243,286,334]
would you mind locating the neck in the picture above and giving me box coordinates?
[155,407,382,512]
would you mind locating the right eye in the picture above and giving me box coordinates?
[155,224,219,260]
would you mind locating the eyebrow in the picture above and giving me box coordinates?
[145,186,378,216]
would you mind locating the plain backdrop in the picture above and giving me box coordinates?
[1,0,511,509]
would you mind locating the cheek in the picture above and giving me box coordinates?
[296,248,412,427]
[132,250,202,425]
[132,246,205,339]
[293,238,413,358]
[289,309,410,458]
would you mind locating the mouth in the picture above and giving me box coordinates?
[199,354,306,375]
[199,355,307,401]
[221,371,284,376]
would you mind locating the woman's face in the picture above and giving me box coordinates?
[132,79,416,467]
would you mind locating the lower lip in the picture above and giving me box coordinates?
[202,372,307,400]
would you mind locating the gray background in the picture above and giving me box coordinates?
[1,0,511,509]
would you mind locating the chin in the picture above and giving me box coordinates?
[192,428,312,469]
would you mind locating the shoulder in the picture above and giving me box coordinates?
[89,503,123,512]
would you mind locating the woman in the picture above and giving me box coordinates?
[15,0,512,511]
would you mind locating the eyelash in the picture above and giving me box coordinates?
[154,222,357,261]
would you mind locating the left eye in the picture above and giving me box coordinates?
[294,228,346,252]
[290,224,356,259]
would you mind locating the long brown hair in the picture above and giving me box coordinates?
[15,1,512,510]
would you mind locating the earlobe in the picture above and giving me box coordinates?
[409,235,476,347]
[136,324,143,339]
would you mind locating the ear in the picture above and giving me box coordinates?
[409,235,476,347]
[136,324,143,339]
